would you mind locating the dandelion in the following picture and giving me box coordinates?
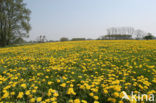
[89,93,94,96]
[94,96,99,100]
[118,100,124,103]
[36,97,42,102]
[21,83,27,89]
[107,97,116,103]
[48,81,53,85]
[11,92,15,96]
[113,92,119,97]
[103,89,108,94]
[67,88,76,95]
[17,92,24,99]
[60,83,66,87]
[57,79,60,83]
[30,98,35,102]
[94,101,99,103]
[2,92,9,98]
[74,99,80,103]
[53,92,59,97]
[81,100,88,103]
[25,90,30,95]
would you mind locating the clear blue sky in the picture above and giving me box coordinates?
[24,0,156,40]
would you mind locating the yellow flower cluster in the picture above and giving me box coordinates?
[0,40,156,102]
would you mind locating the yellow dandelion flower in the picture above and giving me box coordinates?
[81,100,88,103]
[36,97,42,102]
[67,88,76,95]
[113,92,119,97]
[74,99,80,103]
[30,98,35,103]
[25,90,30,95]
[94,96,99,100]
[17,92,24,99]
[94,101,99,103]
[2,92,9,98]
[11,92,15,96]
[60,83,66,87]
[53,92,59,97]
[21,83,27,89]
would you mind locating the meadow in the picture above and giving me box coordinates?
[0,40,156,103]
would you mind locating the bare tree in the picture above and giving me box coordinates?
[127,27,135,35]
[42,35,46,42]
[135,29,146,40]
[36,35,47,43]
[107,27,135,36]
[39,35,42,42]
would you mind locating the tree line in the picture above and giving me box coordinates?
[98,27,155,40]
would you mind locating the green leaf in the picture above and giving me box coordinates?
[0,66,6,73]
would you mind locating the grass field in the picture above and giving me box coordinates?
[0,40,156,103]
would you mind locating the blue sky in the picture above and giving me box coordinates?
[25,0,156,40]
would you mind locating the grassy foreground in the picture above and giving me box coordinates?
[0,40,156,103]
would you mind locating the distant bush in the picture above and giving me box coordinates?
[87,38,93,40]
[71,38,86,41]
[60,37,69,41]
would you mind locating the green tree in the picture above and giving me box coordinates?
[143,33,154,40]
[0,0,31,47]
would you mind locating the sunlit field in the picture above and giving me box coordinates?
[0,40,156,103]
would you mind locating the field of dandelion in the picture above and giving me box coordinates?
[0,40,156,103]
